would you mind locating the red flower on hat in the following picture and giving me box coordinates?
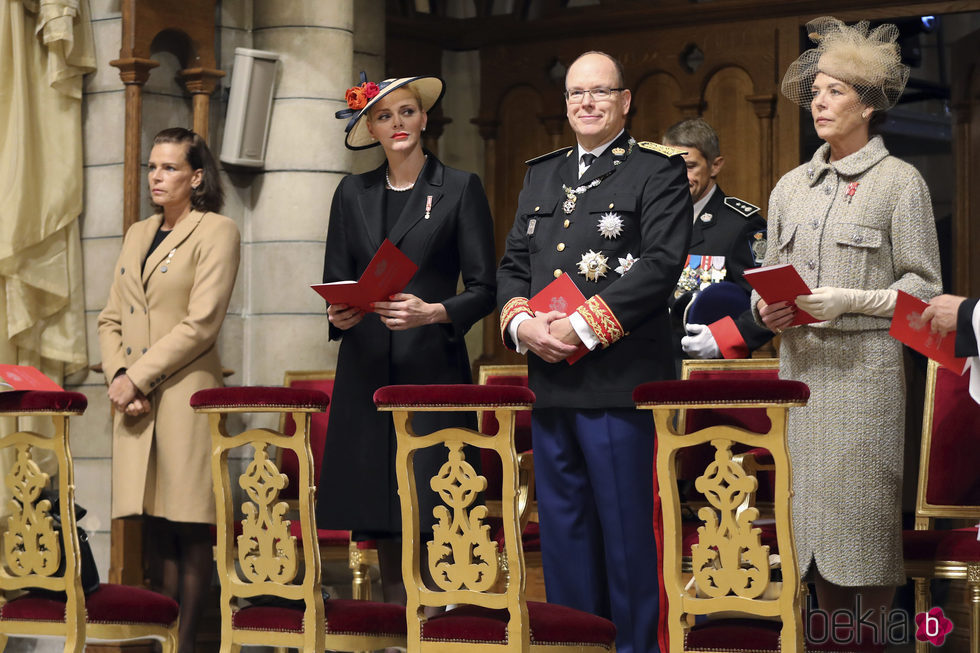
[363,82,380,100]
[346,86,368,110]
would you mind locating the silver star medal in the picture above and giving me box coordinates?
[615,253,636,275]
[596,212,624,239]
[577,250,609,282]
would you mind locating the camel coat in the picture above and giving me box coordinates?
[98,211,240,524]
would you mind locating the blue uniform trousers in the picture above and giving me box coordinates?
[531,407,660,653]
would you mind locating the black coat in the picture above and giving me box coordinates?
[497,132,692,408]
[684,186,772,353]
[316,155,496,533]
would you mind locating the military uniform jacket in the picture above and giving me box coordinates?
[497,131,692,408]
[316,155,496,533]
[688,186,771,353]
[98,211,241,524]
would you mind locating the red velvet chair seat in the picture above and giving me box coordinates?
[684,618,781,651]
[633,379,809,406]
[0,390,87,414]
[231,599,406,635]
[421,602,615,648]
[286,521,350,547]
[0,584,178,625]
[374,384,535,408]
[902,526,980,561]
[190,386,329,412]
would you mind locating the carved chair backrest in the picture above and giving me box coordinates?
[914,360,980,527]
[207,407,324,652]
[0,409,86,641]
[646,391,803,652]
[387,401,532,649]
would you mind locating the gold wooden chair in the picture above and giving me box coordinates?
[374,383,617,652]
[634,377,809,653]
[902,360,980,653]
[0,390,179,652]
[191,386,406,652]
[278,370,378,600]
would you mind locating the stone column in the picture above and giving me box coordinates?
[243,1,358,385]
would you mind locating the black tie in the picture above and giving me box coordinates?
[581,153,596,167]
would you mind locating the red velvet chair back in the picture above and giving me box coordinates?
[917,360,980,515]
[477,366,532,502]
[279,371,335,503]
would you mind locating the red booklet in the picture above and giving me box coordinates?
[311,239,418,313]
[889,290,967,374]
[0,365,64,392]
[529,273,588,365]
[743,263,820,326]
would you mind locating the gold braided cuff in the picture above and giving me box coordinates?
[576,295,624,348]
[500,297,533,344]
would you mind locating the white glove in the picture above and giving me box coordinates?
[681,323,721,359]
[795,287,897,321]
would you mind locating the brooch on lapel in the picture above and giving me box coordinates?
[161,247,176,273]
[577,250,609,282]
[596,212,624,239]
[425,195,433,219]
[845,182,860,204]
[615,253,636,276]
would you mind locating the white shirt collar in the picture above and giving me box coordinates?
[692,183,718,223]
[577,129,625,177]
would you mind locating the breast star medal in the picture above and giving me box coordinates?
[615,253,636,275]
[577,250,609,281]
[596,212,624,239]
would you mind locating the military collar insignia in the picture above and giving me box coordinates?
[597,212,624,239]
[611,138,636,165]
[577,250,609,281]
[699,212,713,223]
[615,253,636,276]
[723,196,760,218]
[611,147,625,156]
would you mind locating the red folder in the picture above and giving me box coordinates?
[889,290,967,374]
[311,239,418,313]
[529,273,588,364]
[743,263,820,326]
[0,365,64,392]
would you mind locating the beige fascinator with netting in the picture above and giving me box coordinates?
[782,16,910,110]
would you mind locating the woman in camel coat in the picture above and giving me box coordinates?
[98,127,239,653]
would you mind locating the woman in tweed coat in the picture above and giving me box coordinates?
[752,17,941,630]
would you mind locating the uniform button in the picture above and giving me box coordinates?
[554,269,562,278]
[129,306,134,314]
[120,267,125,275]
[853,235,863,243]
[125,347,131,355]
[557,243,565,252]
[824,185,832,195]
[141,348,147,354]
[811,220,819,230]
[563,219,570,228]
[534,206,540,212]
[608,203,615,209]
[808,261,816,270]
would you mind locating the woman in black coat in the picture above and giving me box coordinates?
[316,74,496,604]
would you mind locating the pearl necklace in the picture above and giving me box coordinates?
[385,156,426,192]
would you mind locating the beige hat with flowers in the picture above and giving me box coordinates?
[781,16,910,110]
[335,73,445,150]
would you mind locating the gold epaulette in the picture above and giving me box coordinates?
[636,141,687,157]
[525,147,574,166]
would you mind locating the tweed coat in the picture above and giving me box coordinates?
[497,131,692,408]
[98,211,240,524]
[752,136,941,585]
[315,155,496,533]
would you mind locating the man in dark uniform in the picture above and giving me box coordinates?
[497,51,691,653]
[663,118,771,360]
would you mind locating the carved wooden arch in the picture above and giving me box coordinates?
[109,0,224,232]
[629,70,685,142]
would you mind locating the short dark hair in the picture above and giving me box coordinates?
[567,50,625,89]
[662,118,721,162]
[151,127,224,213]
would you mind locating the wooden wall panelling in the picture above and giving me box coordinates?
[630,72,684,145]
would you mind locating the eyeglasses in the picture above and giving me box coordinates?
[564,88,624,103]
